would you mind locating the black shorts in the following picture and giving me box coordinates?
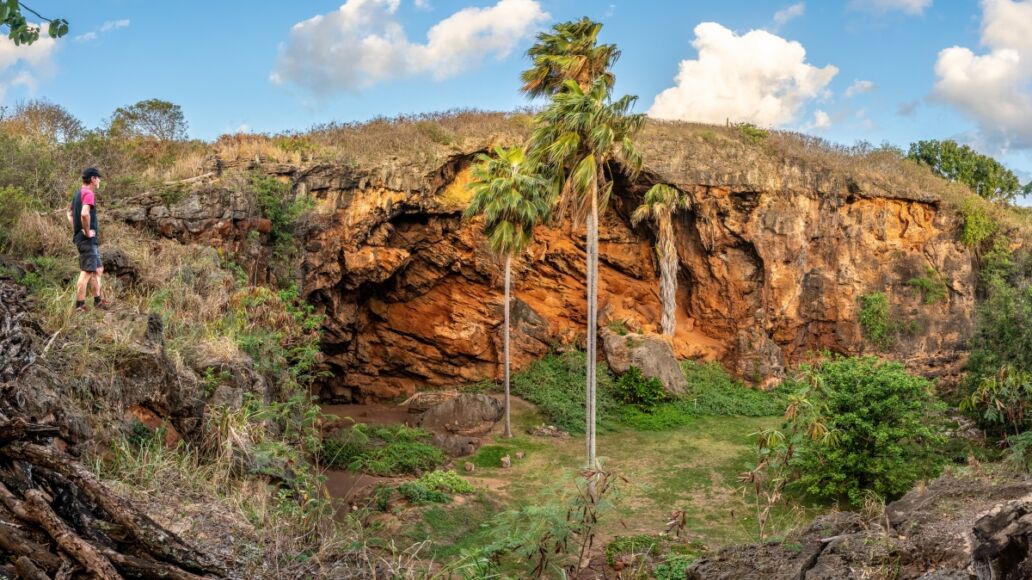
[76,239,102,272]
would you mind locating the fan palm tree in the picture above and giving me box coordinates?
[529,78,646,467]
[631,184,691,336]
[464,146,551,438]
[521,17,619,97]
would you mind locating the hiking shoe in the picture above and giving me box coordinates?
[94,298,111,310]
[74,302,88,313]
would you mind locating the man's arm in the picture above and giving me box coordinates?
[80,205,93,237]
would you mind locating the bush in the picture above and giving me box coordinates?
[908,267,948,304]
[858,292,893,349]
[0,186,32,250]
[1005,432,1032,473]
[510,350,619,434]
[960,252,1032,436]
[784,356,946,506]
[680,360,787,416]
[320,423,444,476]
[417,470,475,494]
[613,366,666,410]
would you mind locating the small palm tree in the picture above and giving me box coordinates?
[465,146,551,438]
[529,78,646,467]
[631,184,690,336]
[521,17,619,97]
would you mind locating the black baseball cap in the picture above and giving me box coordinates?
[82,167,102,180]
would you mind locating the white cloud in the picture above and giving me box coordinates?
[100,19,131,32]
[933,0,1032,150]
[414,0,431,10]
[271,0,549,92]
[0,26,56,101]
[813,109,831,129]
[647,23,838,127]
[75,18,130,41]
[844,79,876,97]
[772,3,805,30]
[849,0,932,15]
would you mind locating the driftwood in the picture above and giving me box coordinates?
[0,427,227,579]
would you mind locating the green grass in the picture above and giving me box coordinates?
[681,361,788,416]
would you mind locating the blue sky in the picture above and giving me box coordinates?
[5,1,1032,186]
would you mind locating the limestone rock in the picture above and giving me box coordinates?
[418,394,503,436]
[119,126,978,400]
[601,329,688,395]
[500,455,511,469]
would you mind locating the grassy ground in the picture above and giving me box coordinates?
[380,398,822,572]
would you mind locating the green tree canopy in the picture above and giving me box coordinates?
[0,2,67,45]
[907,139,1025,203]
[520,17,619,98]
[109,99,189,141]
[464,145,552,257]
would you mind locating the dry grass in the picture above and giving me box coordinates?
[304,109,530,169]
[93,421,358,578]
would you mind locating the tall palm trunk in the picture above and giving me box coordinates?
[503,254,513,438]
[657,211,677,336]
[586,181,599,468]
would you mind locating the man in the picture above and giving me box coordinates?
[67,167,108,312]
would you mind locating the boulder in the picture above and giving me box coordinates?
[417,394,502,436]
[431,432,481,457]
[601,329,688,395]
[685,472,1032,580]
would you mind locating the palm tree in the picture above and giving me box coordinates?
[520,17,619,97]
[464,146,551,438]
[529,78,646,467]
[631,184,690,336]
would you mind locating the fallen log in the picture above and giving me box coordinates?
[13,555,49,580]
[0,482,121,579]
[4,442,227,576]
[0,520,62,573]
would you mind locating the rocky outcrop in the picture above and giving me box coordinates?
[685,473,1032,580]
[115,119,978,401]
[601,329,688,395]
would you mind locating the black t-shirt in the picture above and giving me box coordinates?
[71,186,98,244]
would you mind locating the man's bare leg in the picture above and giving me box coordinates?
[89,267,103,299]
[75,271,91,302]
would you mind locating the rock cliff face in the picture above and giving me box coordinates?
[116,123,977,402]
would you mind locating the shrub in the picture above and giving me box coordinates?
[783,356,946,506]
[858,292,893,349]
[1005,432,1032,473]
[613,366,666,410]
[735,123,769,144]
[680,360,787,416]
[510,350,618,434]
[0,185,32,250]
[961,254,1032,436]
[320,423,444,476]
[397,481,452,505]
[417,470,475,494]
[959,199,998,247]
[908,267,948,304]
